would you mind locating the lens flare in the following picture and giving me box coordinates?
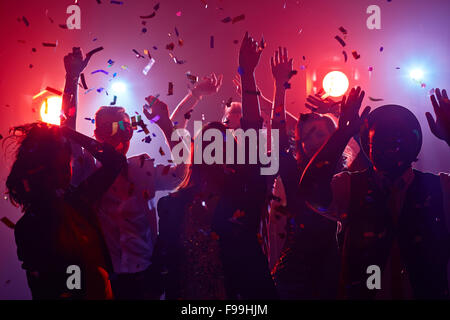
[40,96,63,125]
[111,81,127,94]
[409,69,424,82]
[322,71,349,97]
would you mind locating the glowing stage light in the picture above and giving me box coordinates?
[111,81,126,94]
[322,71,349,97]
[40,96,63,125]
[409,69,424,82]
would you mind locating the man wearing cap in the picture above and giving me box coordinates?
[299,86,450,299]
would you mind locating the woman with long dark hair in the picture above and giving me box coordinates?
[151,32,278,300]
[5,122,126,299]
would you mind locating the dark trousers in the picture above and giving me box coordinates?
[110,266,162,300]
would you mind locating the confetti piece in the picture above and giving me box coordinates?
[288,70,298,79]
[141,12,156,19]
[342,50,348,62]
[300,65,306,70]
[222,17,232,23]
[86,46,104,58]
[97,87,105,93]
[121,65,128,70]
[237,66,244,75]
[184,109,193,120]
[335,35,346,47]
[91,69,109,75]
[59,24,68,29]
[150,115,160,123]
[143,136,152,143]
[154,3,160,10]
[368,97,384,101]
[22,16,29,27]
[85,117,95,124]
[210,36,214,48]
[45,87,62,96]
[147,94,160,108]
[85,88,94,94]
[166,42,175,50]
[178,39,184,46]
[368,66,373,72]
[168,82,174,95]
[176,11,181,16]
[132,49,144,58]
[110,0,123,4]
[143,58,155,75]
[111,122,118,136]
[142,27,147,33]
[1,217,15,229]
[118,120,125,131]
[351,50,360,59]
[232,14,245,24]
[80,73,88,90]
[380,47,384,52]
[110,95,117,105]
[339,26,347,35]
[42,42,57,47]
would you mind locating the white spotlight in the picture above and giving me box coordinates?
[409,69,424,82]
[111,81,127,94]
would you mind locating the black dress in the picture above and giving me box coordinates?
[14,144,125,300]
[271,151,342,299]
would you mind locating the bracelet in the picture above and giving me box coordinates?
[244,90,261,96]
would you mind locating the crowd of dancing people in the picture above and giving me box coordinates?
[4,32,450,300]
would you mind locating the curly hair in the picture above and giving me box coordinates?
[4,122,71,212]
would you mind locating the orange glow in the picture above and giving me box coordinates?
[322,71,349,97]
[40,96,62,125]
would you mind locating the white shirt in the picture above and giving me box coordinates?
[96,154,186,274]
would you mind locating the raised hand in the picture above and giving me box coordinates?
[64,47,91,78]
[143,96,170,122]
[270,47,293,86]
[239,32,263,75]
[305,95,340,117]
[426,88,450,146]
[338,86,371,136]
[191,73,223,98]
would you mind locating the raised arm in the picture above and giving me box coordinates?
[270,47,293,150]
[426,88,450,147]
[239,32,263,127]
[61,48,96,186]
[170,73,223,129]
[299,87,370,207]
[143,95,178,150]
[62,47,91,130]
[61,127,126,206]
